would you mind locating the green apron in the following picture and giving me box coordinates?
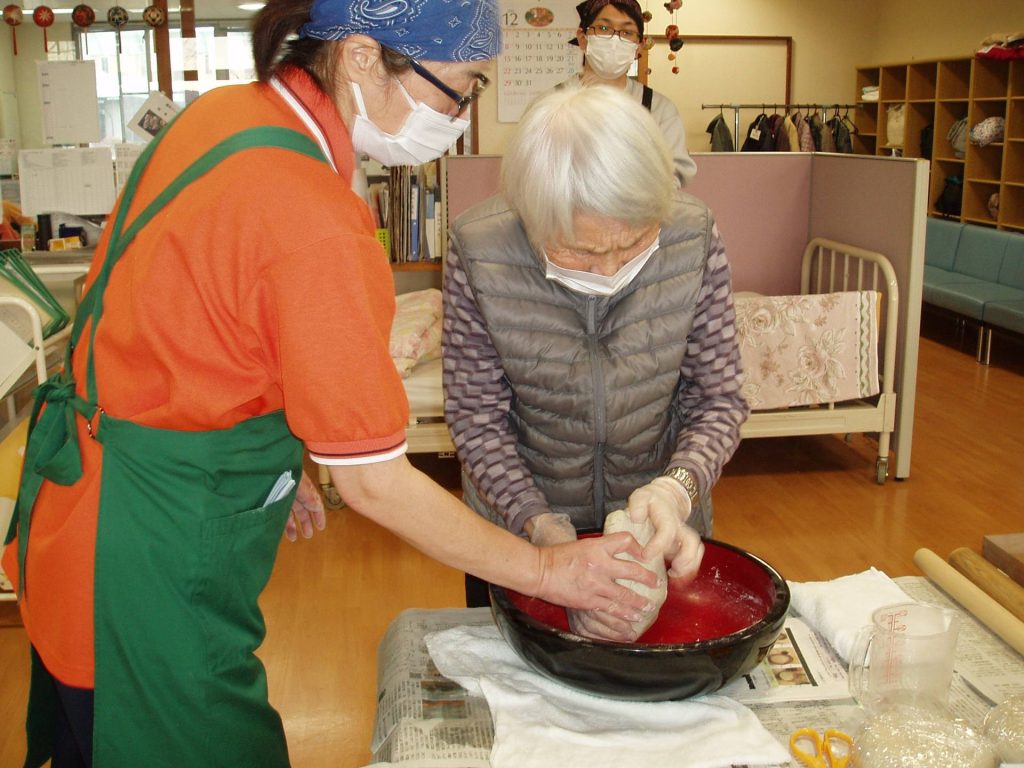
[7,123,328,767]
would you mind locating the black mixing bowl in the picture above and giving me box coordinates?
[489,538,789,701]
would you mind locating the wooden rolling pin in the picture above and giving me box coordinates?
[948,547,1024,623]
[913,548,1024,657]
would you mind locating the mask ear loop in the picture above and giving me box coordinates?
[350,81,371,118]
[393,77,419,110]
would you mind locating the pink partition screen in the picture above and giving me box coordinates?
[687,153,812,296]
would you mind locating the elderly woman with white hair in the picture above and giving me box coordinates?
[443,85,749,642]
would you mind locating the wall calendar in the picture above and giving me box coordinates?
[498,1,582,124]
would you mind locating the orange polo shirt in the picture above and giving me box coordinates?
[2,68,409,687]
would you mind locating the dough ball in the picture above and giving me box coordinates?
[603,509,667,637]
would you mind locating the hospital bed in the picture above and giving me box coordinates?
[737,237,898,484]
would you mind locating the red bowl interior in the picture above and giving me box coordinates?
[506,538,776,644]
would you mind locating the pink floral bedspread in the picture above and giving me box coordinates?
[391,289,442,378]
[734,291,880,410]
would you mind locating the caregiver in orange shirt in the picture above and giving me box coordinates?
[2,1,656,765]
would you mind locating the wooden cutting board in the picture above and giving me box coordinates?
[983,533,1024,587]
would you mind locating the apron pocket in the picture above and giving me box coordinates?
[195,495,292,674]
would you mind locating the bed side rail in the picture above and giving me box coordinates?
[800,238,899,402]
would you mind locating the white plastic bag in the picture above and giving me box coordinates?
[947,117,969,158]
[886,104,905,148]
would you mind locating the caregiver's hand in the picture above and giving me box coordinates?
[532,533,658,625]
[284,471,327,542]
[626,477,705,582]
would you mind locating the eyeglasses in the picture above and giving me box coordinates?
[408,59,490,119]
[587,24,641,44]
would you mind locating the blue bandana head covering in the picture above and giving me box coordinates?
[299,0,501,62]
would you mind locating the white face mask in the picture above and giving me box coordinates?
[584,35,639,79]
[350,81,470,166]
[544,234,659,296]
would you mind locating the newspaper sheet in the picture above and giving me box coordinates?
[363,578,1024,768]
[369,608,495,767]
[719,616,851,704]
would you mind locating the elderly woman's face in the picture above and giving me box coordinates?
[546,212,659,276]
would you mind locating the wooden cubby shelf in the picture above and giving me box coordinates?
[855,57,1024,231]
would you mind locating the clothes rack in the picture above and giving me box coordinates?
[702,103,860,152]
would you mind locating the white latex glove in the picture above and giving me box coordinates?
[284,471,327,542]
[625,476,704,582]
[526,512,578,547]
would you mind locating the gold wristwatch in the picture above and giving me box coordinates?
[663,466,699,506]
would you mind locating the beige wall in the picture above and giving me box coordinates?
[477,0,1024,156]
[871,0,1024,64]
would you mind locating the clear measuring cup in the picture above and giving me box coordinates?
[848,602,960,713]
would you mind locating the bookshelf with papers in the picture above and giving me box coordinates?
[364,159,445,271]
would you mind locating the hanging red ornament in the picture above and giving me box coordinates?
[32,5,52,51]
[664,1,682,74]
[641,10,652,21]
[71,3,94,27]
[142,4,165,26]
[2,4,21,56]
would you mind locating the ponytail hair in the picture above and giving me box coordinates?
[251,0,412,95]
[251,0,336,91]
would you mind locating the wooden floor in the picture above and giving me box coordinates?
[1,316,1022,767]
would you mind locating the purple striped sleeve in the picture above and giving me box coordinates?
[442,243,551,535]
[668,223,750,495]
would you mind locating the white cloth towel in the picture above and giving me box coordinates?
[788,567,913,663]
[425,624,791,768]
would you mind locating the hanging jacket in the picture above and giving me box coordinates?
[706,114,734,152]
[774,114,791,151]
[819,118,837,152]
[783,113,801,152]
[808,114,824,150]
[741,113,773,151]
[796,114,815,151]
[829,116,853,153]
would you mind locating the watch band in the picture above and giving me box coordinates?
[663,466,699,506]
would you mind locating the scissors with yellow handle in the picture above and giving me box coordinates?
[789,727,853,768]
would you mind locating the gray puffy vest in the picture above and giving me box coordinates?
[451,192,713,532]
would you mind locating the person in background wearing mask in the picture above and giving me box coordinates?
[443,85,748,642]
[2,2,658,765]
[558,0,696,187]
